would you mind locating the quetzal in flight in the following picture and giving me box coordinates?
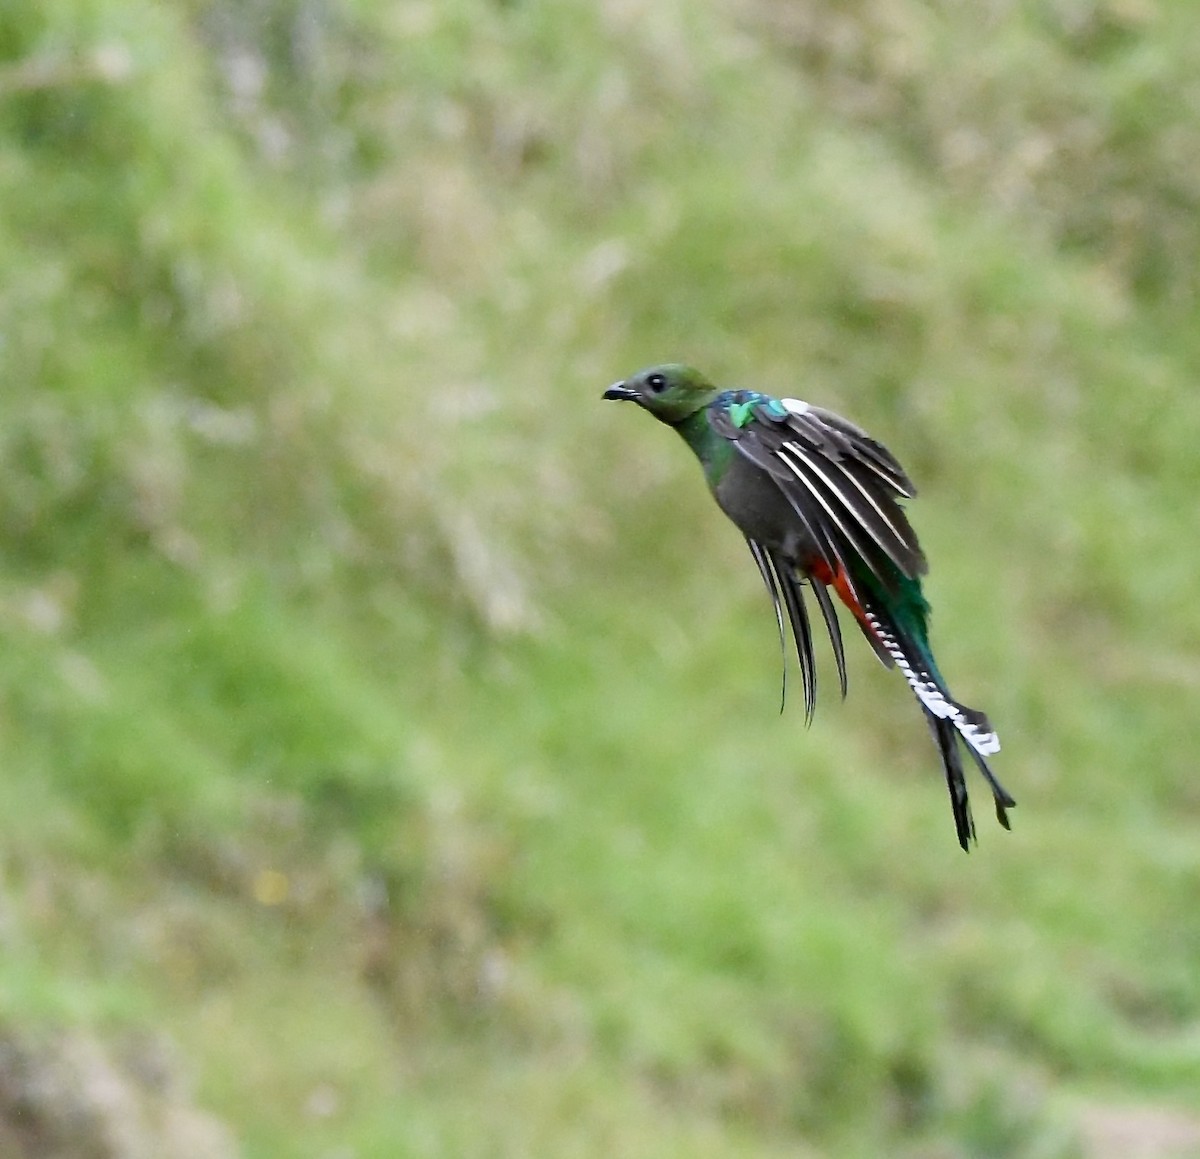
[604,364,1014,850]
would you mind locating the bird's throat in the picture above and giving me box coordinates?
[674,408,733,487]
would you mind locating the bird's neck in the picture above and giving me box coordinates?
[674,406,733,487]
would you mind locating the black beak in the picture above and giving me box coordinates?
[603,382,638,401]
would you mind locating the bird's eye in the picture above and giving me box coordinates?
[646,373,667,393]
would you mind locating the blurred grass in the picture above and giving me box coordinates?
[1,0,1199,1155]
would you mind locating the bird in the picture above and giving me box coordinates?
[603,363,1014,851]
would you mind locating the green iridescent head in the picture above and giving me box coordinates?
[603,364,719,425]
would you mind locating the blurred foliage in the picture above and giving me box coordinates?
[1,0,1199,1156]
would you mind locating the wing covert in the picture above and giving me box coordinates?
[708,392,927,592]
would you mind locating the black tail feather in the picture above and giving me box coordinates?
[928,712,975,852]
[964,745,1015,830]
[926,712,1016,850]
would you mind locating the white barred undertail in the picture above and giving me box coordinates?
[862,609,1001,757]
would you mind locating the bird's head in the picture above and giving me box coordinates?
[603,364,719,425]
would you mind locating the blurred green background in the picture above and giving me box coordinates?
[1,0,1199,1155]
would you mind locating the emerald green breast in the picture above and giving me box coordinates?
[675,409,735,489]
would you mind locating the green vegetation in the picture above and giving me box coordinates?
[2,0,1199,1154]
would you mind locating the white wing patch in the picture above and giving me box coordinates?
[780,398,810,416]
